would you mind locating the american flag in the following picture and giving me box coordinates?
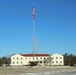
[32,4,35,19]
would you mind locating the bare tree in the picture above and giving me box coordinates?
[44,55,53,66]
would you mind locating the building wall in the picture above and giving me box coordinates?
[11,54,48,66]
[11,54,27,66]
[51,54,64,65]
[11,54,64,66]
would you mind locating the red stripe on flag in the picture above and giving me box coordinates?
[32,4,35,19]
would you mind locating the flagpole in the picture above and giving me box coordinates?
[33,19,35,61]
[32,4,35,62]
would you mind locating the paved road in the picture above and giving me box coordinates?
[55,71,76,75]
[22,71,76,75]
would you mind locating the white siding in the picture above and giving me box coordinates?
[11,54,28,66]
[51,54,64,65]
[11,53,64,66]
[11,54,48,66]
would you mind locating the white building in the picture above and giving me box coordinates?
[50,54,64,65]
[11,53,64,66]
[11,54,49,66]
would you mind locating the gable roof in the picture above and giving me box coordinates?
[20,54,49,57]
[51,53,63,57]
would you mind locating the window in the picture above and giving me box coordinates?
[56,57,58,59]
[13,58,14,60]
[13,62,15,64]
[40,57,42,59]
[17,62,18,64]
[44,57,45,59]
[21,58,22,60]
[52,61,54,63]
[17,58,18,60]
[21,62,22,64]
[40,61,42,63]
[44,61,45,63]
[60,57,62,59]
[56,61,58,63]
[60,61,62,63]
[36,57,38,59]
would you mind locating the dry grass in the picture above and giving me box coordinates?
[0,66,75,75]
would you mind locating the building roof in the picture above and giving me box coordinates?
[51,53,63,57]
[20,54,49,57]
